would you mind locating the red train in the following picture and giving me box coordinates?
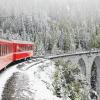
[0,39,35,70]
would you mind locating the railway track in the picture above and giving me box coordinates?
[45,50,100,59]
[16,58,48,71]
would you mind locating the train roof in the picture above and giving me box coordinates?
[0,39,12,43]
[0,39,33,44]
[13,40,33,44]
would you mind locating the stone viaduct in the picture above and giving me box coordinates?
[47,50,100,99]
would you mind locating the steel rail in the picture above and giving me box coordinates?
[45,50,100,59]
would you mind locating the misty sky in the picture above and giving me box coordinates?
[0,0,99,16]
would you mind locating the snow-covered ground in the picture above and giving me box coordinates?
[0,65,19,100]
[0,58,70,100]
[25,59,61,100]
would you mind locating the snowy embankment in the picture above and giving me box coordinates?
[0,59,70,100]
[0,66,19,100]
[24,59,62,100]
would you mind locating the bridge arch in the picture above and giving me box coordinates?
[78,58,86,76]
[91,56,100,99]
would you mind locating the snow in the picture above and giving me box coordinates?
[0,58,70,100]
[0,65,18,100]
[26,59,62,100]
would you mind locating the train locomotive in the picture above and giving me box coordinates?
[0,39,35,70]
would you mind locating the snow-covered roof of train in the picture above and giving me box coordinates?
[0,39,34,44]
[13,40,33,44]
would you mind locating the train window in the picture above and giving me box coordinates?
[8,45,11,54]
[21,45,22,51]
[4,45,5,55]
[22,45,23,51]
[25,46,27,51]
[29,46,31,50]
[10,45,13,53]
[0,45,2,56]
[22,46,24,51]
[24,46,25,51]
[20,45,22,51]
[6,45,7,54]
[29,46,30,50]
[9,45,10,53]
[0,44,7,56]
[23,45,25,51]
[19,45,21,52]
[1,45,3,56]
[32,46,33,50]
[28,46,30,50]
[5,45,7,55]
[28,46,29,50]
[7,45,11,53]
[27,46,28,51]
[5,45,6,55]
[21,45,23,51]
[7,45,10,54]
[23,46,24,51]
[30,46,32,50]
[9,45,11,53]
[6,45,8,54]
[3,45,5,55]
[0,44,11,55]
[26,46,28,51]
[0,44,1,56]
[26,46,27,51]
[18,45,23,52]
[1,45,2,56]
[2,45,5,56]
[6,46,8,54]
[7,45,9,54]
[31,46,32,50]
[27,46,28,50]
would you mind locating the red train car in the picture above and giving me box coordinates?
[0,39,35,70]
